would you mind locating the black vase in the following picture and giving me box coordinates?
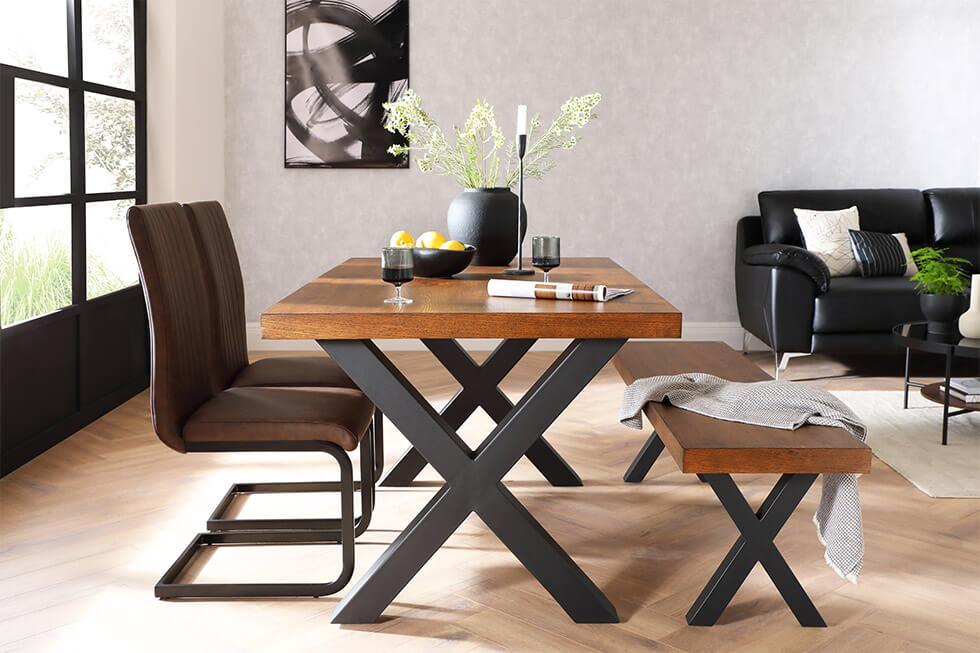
[447,188,527,266]
[919,293,969,335]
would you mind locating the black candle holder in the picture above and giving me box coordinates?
[505,132,533,276]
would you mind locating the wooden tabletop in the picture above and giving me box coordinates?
[614,342,872,474]
[262,257,682,340]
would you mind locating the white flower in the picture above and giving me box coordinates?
[382,88,601,188]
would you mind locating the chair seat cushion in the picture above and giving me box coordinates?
[232,355,359,389]
[813,276,923,334]
[183,387,374,451]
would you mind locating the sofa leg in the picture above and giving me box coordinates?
[742,330,750,355]
[775,352,809,380]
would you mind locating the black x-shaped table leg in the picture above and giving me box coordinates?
[689,473,825,627]
[319,338,625,624]
[379,339,582,487]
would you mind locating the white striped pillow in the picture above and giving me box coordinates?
[847,230,918,277]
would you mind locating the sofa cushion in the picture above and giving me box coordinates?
[794,206,860,276]
[925,188,979,245]
[924,188,979,273]
[813,276,923,334]
[847,230,917,277]
[759,189,929,248]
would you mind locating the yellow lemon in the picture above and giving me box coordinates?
[389,230,414,247]
[416,231,446,249]
[440,240,466,251]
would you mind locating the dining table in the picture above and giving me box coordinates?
[261,256,682,624]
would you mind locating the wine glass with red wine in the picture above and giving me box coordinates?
[531,236,560,283]
[381,247,414,305]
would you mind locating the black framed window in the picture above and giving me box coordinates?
[1,0,146,325]
[0,0,148,476]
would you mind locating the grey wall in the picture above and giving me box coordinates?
[225,0,980,323]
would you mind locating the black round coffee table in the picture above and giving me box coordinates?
[893,322,980,445]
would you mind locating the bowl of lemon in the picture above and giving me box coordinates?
[390,230,476,278]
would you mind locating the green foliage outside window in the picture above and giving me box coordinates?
[0,212,122,326]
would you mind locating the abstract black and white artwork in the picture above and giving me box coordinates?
[284,0,409,168]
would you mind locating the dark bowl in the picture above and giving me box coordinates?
[411,245,476,278]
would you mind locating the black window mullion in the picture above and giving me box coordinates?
[0,73,13,208]
[81,81,136,101]
[68,0,86,304]
[0,64,71,90]
[134,0,147,204]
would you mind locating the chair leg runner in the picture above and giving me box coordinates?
[205,422,377,536]
[355,424,376,536]
[155,442,357,599]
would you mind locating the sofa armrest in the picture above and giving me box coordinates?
[742,244,831,294]
[736,216,816,353]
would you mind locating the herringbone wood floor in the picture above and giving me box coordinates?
[1,351,978,652]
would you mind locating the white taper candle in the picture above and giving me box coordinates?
[516,104,527,136]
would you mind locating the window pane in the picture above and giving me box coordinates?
[87,200,138,299]
[85,93,135,193]
[0,206,73,327]
[0,0,68,77]
[82,0,134,90]
[15,80,71,197]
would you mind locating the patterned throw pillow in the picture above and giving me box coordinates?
[847,230,918,277]
[794,206,860,276]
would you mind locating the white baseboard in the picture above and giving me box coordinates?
[246,321,770,352]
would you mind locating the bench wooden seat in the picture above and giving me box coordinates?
[614,341,872,476]
[612,341,871,628]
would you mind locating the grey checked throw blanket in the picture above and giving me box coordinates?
[619,373,866,583]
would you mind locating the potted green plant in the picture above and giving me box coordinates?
[910,246,971,334]
[382,91,601,265]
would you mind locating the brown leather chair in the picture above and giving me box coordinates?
[128,202,376,599]
[182,200,382,535]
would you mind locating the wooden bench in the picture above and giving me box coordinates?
[613,342,871,627]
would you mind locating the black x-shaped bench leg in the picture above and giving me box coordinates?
[379,338,581,487]
[622,431,707,483]
[320,338,624,624]
[688,473,825,627]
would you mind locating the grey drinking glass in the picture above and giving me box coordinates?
[381,247,414,304]
[531,236,560,283]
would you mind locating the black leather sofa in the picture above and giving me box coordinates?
[736,188,979,372]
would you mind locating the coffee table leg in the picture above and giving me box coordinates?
[903,347,911,410]
[320,338,623,624]
[941,352,953,446]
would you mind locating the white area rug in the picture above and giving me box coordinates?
[832,390,980,498]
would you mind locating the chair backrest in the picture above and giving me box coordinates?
[183,201,250,388]
[128,203,216,452]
